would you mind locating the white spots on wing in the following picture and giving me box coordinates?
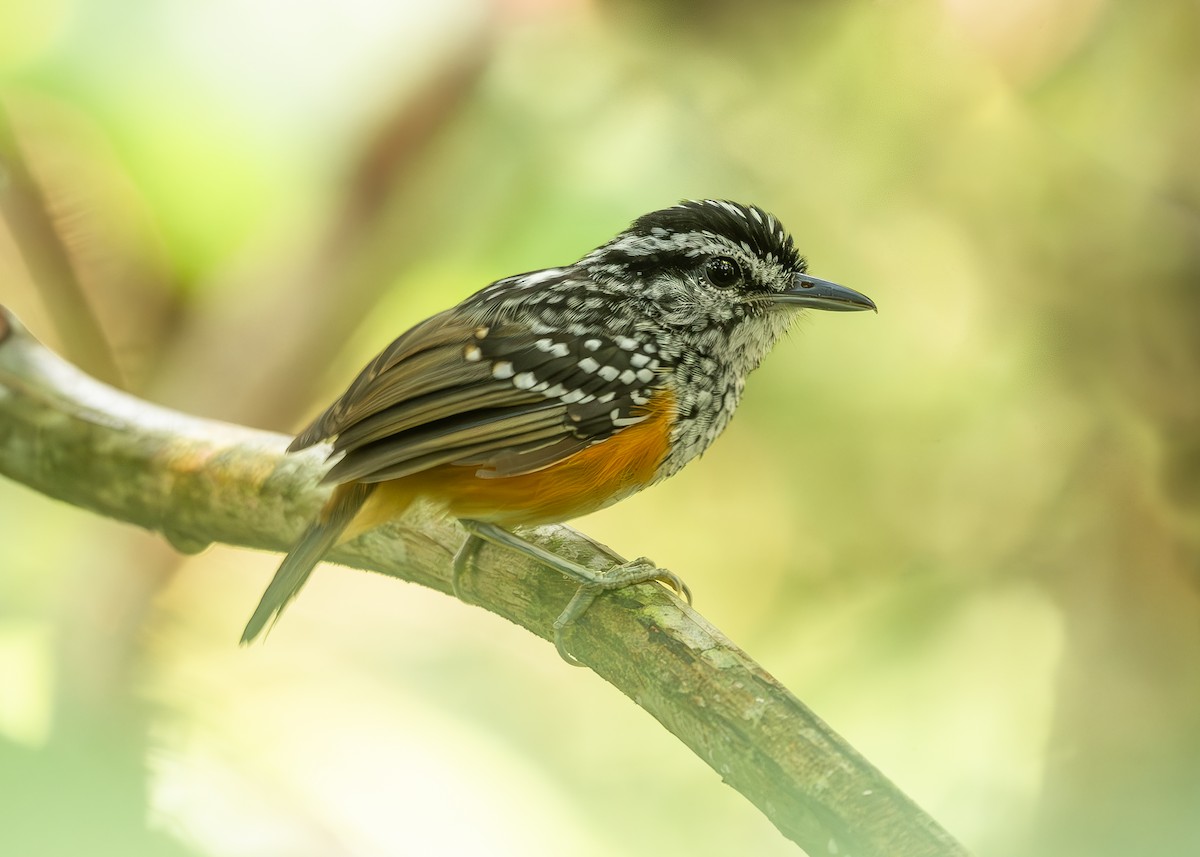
[534,338,570,358]
[513,371,537,390]
[749,207,763,224]
[480,330,665,429]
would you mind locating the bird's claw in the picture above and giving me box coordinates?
[553,556,690,666]
[453,521,692,667]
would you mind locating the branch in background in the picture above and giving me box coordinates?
[0,103,124,387]
[146,29,494,428]
[0,305,971,857]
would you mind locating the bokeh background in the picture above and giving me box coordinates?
[2,1,1198,855]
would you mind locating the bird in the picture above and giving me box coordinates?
[242,199,875,659]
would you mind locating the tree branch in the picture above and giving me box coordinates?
[0,305,970,857]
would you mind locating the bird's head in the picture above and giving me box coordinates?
[581,199,875,335]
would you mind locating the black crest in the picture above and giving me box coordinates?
[630,200,803,270]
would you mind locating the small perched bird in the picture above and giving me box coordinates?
[243,200,874,657]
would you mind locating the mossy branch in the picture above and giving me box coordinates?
[0,305,969,857]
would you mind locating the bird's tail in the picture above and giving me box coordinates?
[240,482,377,644]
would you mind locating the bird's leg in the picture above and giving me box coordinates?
[450,531,485,602]
[454,519,691,664]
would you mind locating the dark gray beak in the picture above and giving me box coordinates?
[774,273,876,313]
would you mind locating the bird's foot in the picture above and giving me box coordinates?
[454,521,691,665]
[550,557,690,664]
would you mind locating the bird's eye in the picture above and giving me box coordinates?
[704,257,742,289]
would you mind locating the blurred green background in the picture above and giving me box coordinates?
[2,0,1198,855]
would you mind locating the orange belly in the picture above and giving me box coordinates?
[347,389,675,535]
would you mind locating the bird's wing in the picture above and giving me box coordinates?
[292,311,669,484]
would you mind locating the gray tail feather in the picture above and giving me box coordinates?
[240,482,376,644]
